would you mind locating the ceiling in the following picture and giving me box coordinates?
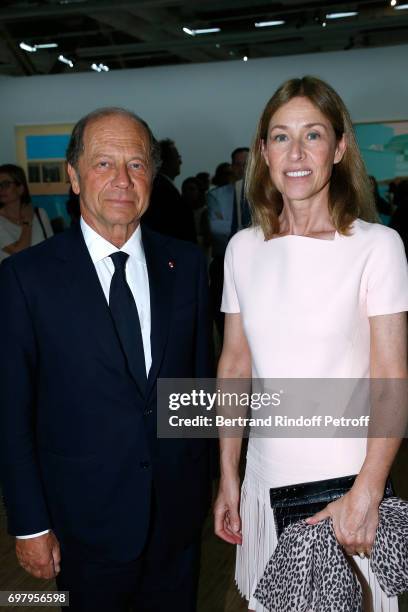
[0,0,407,77]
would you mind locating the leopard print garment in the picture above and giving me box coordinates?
[254,497,408,611]
[253,519,363,611]
[370,497,408,597]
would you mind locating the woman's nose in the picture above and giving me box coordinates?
[288,139,305,161]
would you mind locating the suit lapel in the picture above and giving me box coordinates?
[141,225,175,395]
[54,225,145,395]
[55,224,112,328]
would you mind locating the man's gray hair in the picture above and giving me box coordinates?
[66,107,161,174]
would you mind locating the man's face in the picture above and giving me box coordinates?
[67,114,153,237]
[231,150,248,181]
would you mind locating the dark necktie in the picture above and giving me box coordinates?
[230,188,238,237]
[230,182,251,238]
[109,251,147,390]
[240,187,251,228]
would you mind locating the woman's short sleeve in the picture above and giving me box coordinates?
[0,220,12,262]
[366,227,408,317]
[221,241,240,313]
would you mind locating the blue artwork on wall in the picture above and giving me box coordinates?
[26,134,70,160]
[354,122,408,182]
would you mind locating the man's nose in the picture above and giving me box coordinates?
[112,164,131,188]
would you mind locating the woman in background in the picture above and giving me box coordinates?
[214,76,408,611]
[0,164,53,262]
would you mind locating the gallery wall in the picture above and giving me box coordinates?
[1,44,407,185]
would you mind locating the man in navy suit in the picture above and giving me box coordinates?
[0,108,213,611]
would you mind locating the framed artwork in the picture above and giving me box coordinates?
[15,123,73,196]
[15,123,74,222]
[354,120,408,185]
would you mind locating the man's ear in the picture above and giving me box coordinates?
[67,163,80,195]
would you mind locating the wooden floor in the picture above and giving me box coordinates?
[1,442,407,612]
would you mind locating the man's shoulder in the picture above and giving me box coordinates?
[151,173,180,197]
[141,224,203,260]
[207,183,234,202]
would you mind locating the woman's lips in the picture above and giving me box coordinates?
[284,170,312,177]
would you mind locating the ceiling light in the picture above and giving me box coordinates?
[194,27,221,34]
[182,27,221,36]
[58,54,74,68]
[255,20,285,27]
[326,11,358,18]
[20,42,36,52]
[395,3,408,8]
[35,43,58,49]
[91,63,109,72]
[20,41,59,52]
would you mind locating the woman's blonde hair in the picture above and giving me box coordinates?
[245,76,377,238]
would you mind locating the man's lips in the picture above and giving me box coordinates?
[105,198,135,204]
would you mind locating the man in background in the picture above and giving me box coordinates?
[207,146,250,339]
[143,138,196,242]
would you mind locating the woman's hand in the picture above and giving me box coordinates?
[306,480,382,557]
[214,475,242,545]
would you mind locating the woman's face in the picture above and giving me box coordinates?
[0,172,23,206]
[262,96,346,205]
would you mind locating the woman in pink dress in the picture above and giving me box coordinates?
[214,76,408,611]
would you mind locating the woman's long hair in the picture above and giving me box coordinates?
[245,76,377,239]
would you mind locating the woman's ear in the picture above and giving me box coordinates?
[334,133,347,165]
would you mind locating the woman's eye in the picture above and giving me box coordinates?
[307,132,320,140]
[273,134,288,143]
[97,161,110,168]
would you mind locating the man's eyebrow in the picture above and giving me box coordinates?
[90,152,148,160]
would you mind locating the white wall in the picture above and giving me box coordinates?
[1,44,407,185]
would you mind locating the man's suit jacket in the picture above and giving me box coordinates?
[0,223,213,562]
[142,174,197,243]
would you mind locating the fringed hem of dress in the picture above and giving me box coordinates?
[234,453,399,612]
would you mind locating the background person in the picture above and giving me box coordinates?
[182,176,211,255]
[0,164,53,262]
[142,138,196,242]
[207,147,250,341]
[213,76,408,612]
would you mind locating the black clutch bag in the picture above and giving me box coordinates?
[270,475,394,538]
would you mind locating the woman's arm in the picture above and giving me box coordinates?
[307,312,407,556]
[2,205,34,255]
[357,312,407,492]
[214,312,252,544]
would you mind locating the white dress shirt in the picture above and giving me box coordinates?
[17,218,151,539]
